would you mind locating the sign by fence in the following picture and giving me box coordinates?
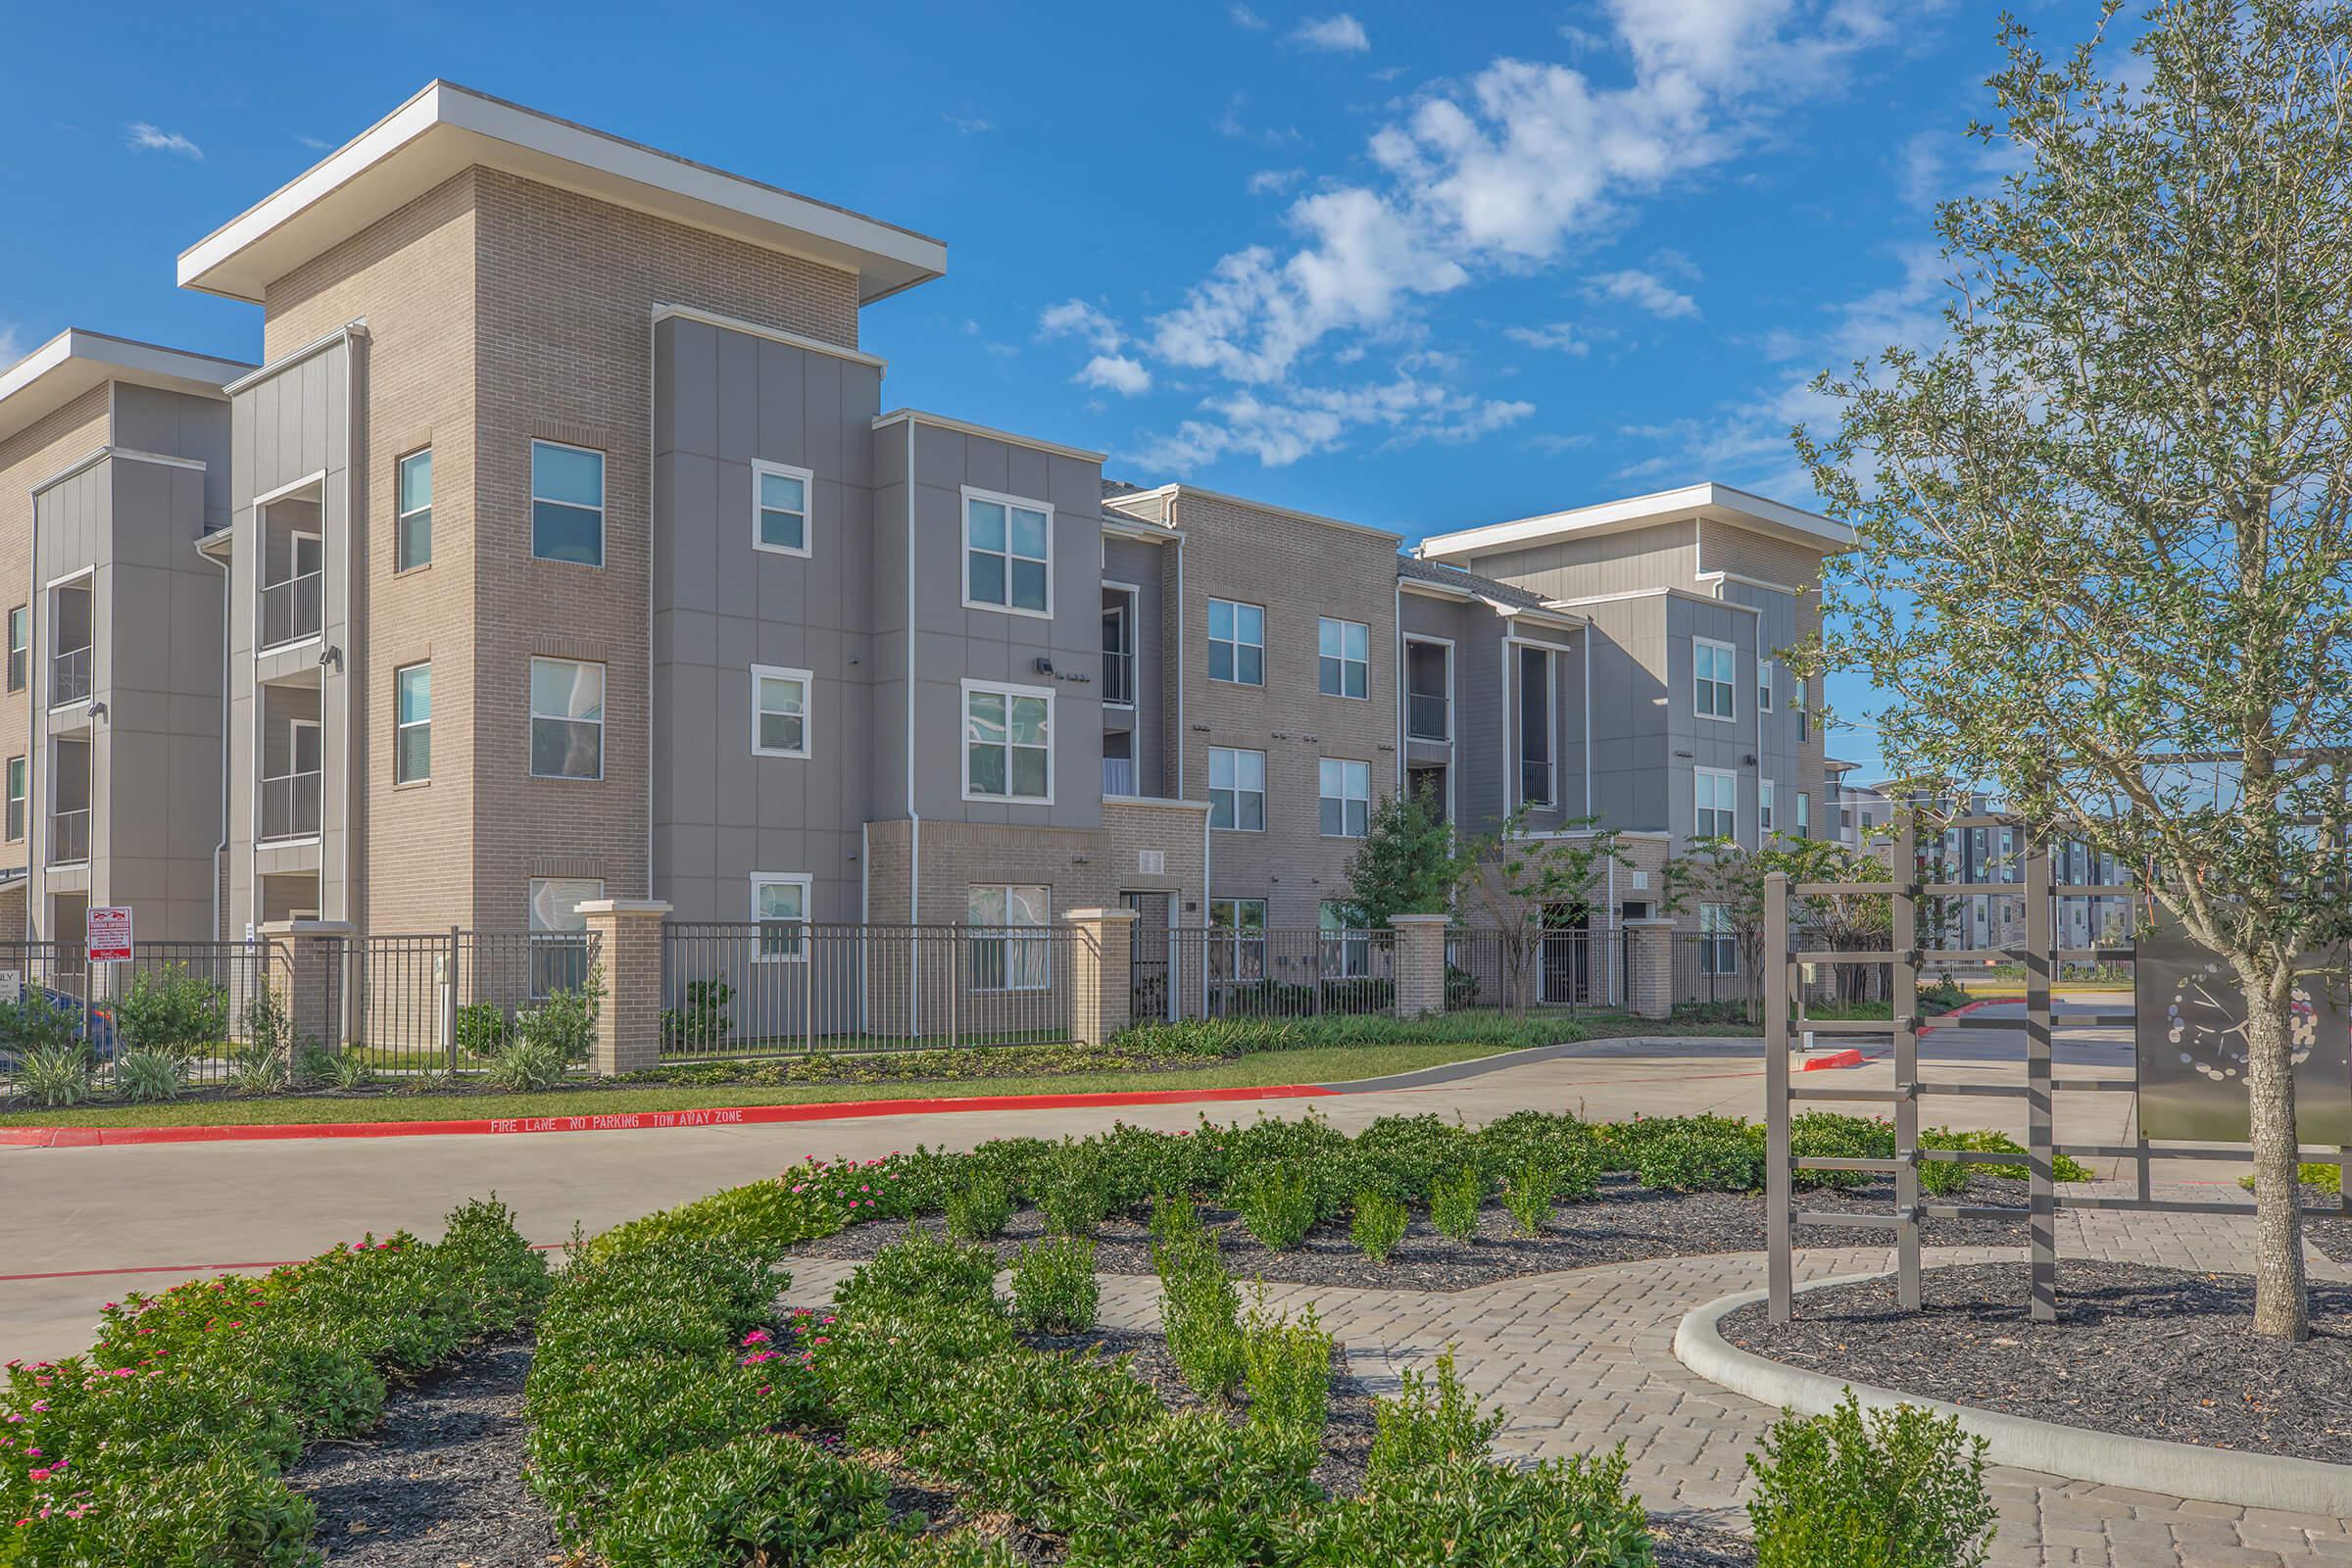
[0,969,19,1003]
[2134,914,2351,1144]
[86,906,133,962]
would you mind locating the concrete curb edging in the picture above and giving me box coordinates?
[1672,1273,2352,1517]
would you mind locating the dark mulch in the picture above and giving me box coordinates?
[1651,1515,1758,1567]
[287,1337,562,1566]
[2300,1183,2352,1266]
[787,1174,2035,1292]
[1719,1261,2352,1463]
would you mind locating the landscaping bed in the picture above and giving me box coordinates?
[1719,1260,2352,1463]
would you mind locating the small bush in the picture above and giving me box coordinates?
[945,1169,1013,1240]
[242,982,297,1060]
[0,989,81,1059]
[1010,1236,1099,1334]
[1477,1109,1602,1200]
[662,976,735,1051]
[1747,1394,1996,1568]
[834,1229,1001,1319]
[816,1528,1023,1566]
[1052,1408,1320,1568]
[1232,1164,1318,1250]
[112,962,229,1058]
[1241,1292,1331,1444]
[1350,1190,1407,1263]
[328,1053,372,1091]
[594,1432,890,1568]
[294,1039,339,1085]
[484,1036,569,1092]
[1430,1164,1485,1244]
[229,1040,291,1096]
[517,964,605,1064]
[1635,1115,1766,1192]
[15,1042,93,1106]
[115,1044,186,1102]
[1367,1348,1503,1488]
[1150,1190,1206,1249]
[1297,1445,1653,1566]
[1154,1224,1245,1402]
[454,999,510,1059]
[1036,1139,1112,1236]
[1499,1157,1560,1237]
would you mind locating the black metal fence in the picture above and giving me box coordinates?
[1159,926,1397,1021]
[1444,926,1627,1013]
[0,939,282,1090]
[329,930,600,1076]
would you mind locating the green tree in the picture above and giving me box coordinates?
[1667,834,1896,1016]
[1794,0,2352,1336]
[1333,778,1460,929]
[1455,808,1633,1016]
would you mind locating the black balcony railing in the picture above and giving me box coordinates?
[1406,691,1448,740]
[261,770,322,842]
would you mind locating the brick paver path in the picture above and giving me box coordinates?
[785,1188,2352,1566]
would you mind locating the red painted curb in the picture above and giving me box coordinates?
[1916,995,2018,1035]
[0,1082,1341,1149]
[1796,1048,1867,1071]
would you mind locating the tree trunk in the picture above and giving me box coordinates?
[2241,983,2310,1341]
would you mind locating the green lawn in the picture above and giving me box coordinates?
[0,1039,1534,1129]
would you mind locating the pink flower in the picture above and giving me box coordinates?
[741,1330,771,1346]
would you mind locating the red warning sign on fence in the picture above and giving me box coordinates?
[87,906,133,962]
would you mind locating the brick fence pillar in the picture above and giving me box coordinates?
[1065,908,1137,1048]
[259,919,354,1052]
[1623,917,1676,1021]
[576,899,671,1076]
[1388,914,1450,1017]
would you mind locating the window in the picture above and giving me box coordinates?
[527,876,601,996]
[1695,767,1737,840]
[964,681,1052,802]
[4,757,22,843]
[751,872,810,961]
[1208,747,1265,831]
[1208,897,1266,978]
[1694,638,1736,720]
[751,664,810,758]
[1317,616,1369,699]
[1518,645,1552,806]
[968,884,1051,990]
[529,658,605,780]
[1207,598,1264,685]
[963,489,1051,614]
[530,440,605,565]
[1102,592,1136,707]
[1793,682,1811,743]
[6,607,25,692]
[1796,791,1811,839]
[753,460,812,556]
[397,449,432,570]
[1758,657,1775,712]
[1320,901,1370,978]
[1319,758,1370,838]
[1759,778,1776,836]
[395,663,431,784]
[1699,903,1739,976]
[1102,731,1135,797]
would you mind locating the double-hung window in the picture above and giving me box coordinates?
[1695,767,1737,840]
[963,489,1051,614]
[1317,616,1368,699]
[5,607,24,693]
[1319,758,1370,838]
[1320,901,1370,978]
[1796,791,1811,839]
[1700,903,1739,976]
[751,665,810,758]
[4,757,22,842]
[397,449,432,570]
[1208,747,1265,831]
[751,872,810,961]
[1208,897,1266,979]
[531,441,604,565]
[1758,658,1775,713]
[395,663,431,784]
[1208,598,1264,685]
[968,884,1051,990]
[1518,645,1553,806]
[1759,778,1777,836]
[964,681,1052,802]
[527,876,602,996]
[754,461,812,556]
[529,658,605,780]
[1694,638,1736,720]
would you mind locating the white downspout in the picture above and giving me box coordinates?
[903,418,921,1020]
[198,543,230,939]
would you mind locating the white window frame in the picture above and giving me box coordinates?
[4,755,23,843]
[526,876,602,998]
[529,439,606,567]
[1207,597,1266,686]
[8,605,28,692]
[1319,757,1372,839]
[1517,643,1554,808]
[1700,902,1740,976]
[960,678,1054,805]
[1317,615,1370,700]
[1320,900,1372,978]
[528,657,606,781]
[960,485,1054,618]
[750,871,812,962]
[1207,896,1267,977]
[967,884,1053,991]
[394,662,430,785]
[1758,657,1775,712]
[1101,583,1139,710]
[1759,777,1776,836]
[752,459,813,559]
[1207,746,1266,832]
[750,663,812,759]
[1796,791,1811,839]
[1694,637,1737,722]
[1695,766,1738,841]
[396,448,432,572]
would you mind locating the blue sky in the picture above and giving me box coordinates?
[0,0,2057,780]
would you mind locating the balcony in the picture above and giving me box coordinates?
[261,770,322,843]
[49,809,88,867]
[1404,640,1449,740]
[1407,691,1448,741]
[50,645,91,708]
[259,570,323,650]
[1102,756,1136,797]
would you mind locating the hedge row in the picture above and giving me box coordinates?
[0,1198,548,1565]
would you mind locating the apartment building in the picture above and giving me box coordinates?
[0,81,1854,984]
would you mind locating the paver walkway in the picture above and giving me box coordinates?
[785,1190,2352,1567]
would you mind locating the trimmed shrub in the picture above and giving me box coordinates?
[115,1045,186,1103]
[1430,1165,1486,1244]
[1633,1115,1766,1192]
[1747,1394,1996,1568]
[1231,1165,1318,1250]
[1350,1189,1408,1263]
[1010,1236,1099,1334]
[817,1528,1024,1566]
[833,1230,1000,1320]
[1478,1109,1602,1200]
[944,1169,1014,1240]
[594,1432,890,1568]
[16,1042,94,1106]
[1368,1348,1503,1487]
[1295,1446,1654,1566]
[1051,1408,1322,1568]
[1348,1112,1477,1201]
[1037,1139,1112,1236]
[1499,1157,1561,1237]
[1241,1293,1331,1444]
[110,962,229,1058]
[1153,1223,1245,1402]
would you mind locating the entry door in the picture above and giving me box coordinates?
[1121,891,1174,1023]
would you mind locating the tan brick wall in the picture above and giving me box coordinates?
[0,386,111,888]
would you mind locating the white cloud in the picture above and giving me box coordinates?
[1586,269,1700,319]
[1248,168,1305,196]
[944,114,995,134]
[1038,299,1126,354]
[125,122,202,159]
[1230,3,1268,27]
[1291,13,1371,53]
[1134,372,1532,470]
[0,322,22,368]
[1078,355,1153,397]
[1503,321,1590,356]
[295,133,334,152]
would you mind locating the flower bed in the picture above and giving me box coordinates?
[0,1197,548,1563]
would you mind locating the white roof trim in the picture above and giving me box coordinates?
[1101,512,1181,543]
[178,81,948,306]
[1418,481,1852,560]
[1695,568,1800,597]
[1107,482,1400,542]
[0,329,249,449]
[872,409,1105,465]
[1551,585,1763,615]
[653,303,886,372]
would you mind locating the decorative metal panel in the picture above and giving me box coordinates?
[2135,915,2351,1145]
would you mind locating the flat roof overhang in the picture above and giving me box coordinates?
[0,329,251,447]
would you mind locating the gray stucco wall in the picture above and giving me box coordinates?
[1100,533,1169,798]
